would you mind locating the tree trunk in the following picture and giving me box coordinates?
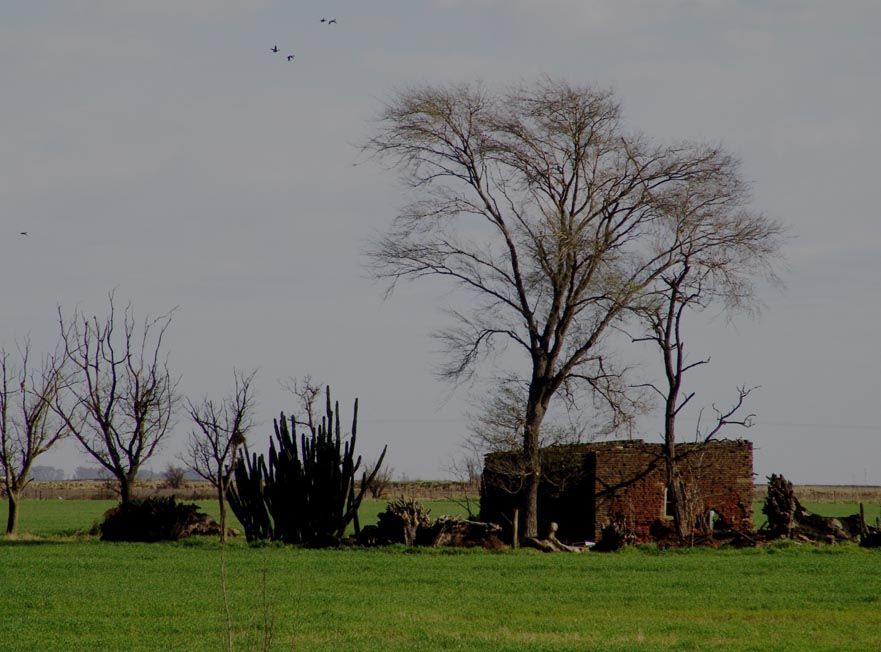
[523,462,540,539]
[119,474,133,505]
[664,411,689,542]
[522,395,547,539]
[5,490,20,535]
[217,483,228,544]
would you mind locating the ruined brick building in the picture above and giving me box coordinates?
[480,439,753,543]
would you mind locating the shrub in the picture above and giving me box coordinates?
[364,461,394,499]
[99,497,218,542]
[163,465,187,489]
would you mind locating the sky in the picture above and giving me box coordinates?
[1,1,879,484]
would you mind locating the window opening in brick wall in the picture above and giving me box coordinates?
[663,486,674,520]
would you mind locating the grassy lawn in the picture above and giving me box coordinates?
[0,497,473,538]
[0,498,880,650]
[3,496,876,538]
[1,537,879,651]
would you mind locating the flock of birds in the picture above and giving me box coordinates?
[273,17,337,61]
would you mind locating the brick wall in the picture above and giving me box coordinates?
[592,440,753,540]
[481,439,753,544]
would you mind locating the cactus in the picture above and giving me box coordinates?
[227,387,387,545]
[227,449,273,542]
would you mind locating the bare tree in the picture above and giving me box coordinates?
[365,78,776,537]
[0,340,70,535]
[162,463,187,489]
[631,190,783,539]
[56,292,180,505]
[363,457,394,499]
[279,374,322,431]
[184,369,257,542]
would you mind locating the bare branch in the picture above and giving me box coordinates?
[279,374,322,432]
[696,385,759,443]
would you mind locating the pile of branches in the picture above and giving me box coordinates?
[356,497,506,549]
[761,474,880,545]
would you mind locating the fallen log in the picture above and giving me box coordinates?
[762,474,866,543]
[424,516,507,549]
[523,522,584,553]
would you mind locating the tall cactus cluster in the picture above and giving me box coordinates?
[227,387,387,546]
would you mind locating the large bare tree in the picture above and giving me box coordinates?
[366,78,779,537]
[0,340,70,535]
[57,293,180,505]
[184,368,257,542]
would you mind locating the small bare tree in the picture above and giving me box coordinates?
[365,78,774,536]
[363,458,394,499]
[0,340,70,535]
[279,374,322,431]
[631,185,782,539]
[184,369,257,542]
[162,464,187,489]
[56,292,180,505]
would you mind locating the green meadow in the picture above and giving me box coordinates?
[1,498,880,651]
[3,496,877,539]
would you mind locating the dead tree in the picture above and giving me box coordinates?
[629,176,783,541]
[57,292,180,505]
[184,369,257,542]
[0,341,70,535]
[366,78,780,537]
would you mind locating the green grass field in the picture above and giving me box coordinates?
[1,498,880,650]
[0,498,474,538]
[3,496,877,539]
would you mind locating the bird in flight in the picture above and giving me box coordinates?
[19,231,28,236]
[287,54,295,61]
[271,45,279,53]
[328,19,337,24]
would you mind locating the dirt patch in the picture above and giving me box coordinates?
[752,484,881,503]
[20,480,216,501]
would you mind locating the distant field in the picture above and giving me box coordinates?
[19,479,479,501]
[0,498,474,538]
[23,479,881,505]
[2,495,879,540]
[752,484,881,504]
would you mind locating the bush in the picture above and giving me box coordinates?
[99,497,218,542]
[364,461,394,499]
[163,465,187,489]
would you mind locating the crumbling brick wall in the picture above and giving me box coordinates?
[481,439,753,544]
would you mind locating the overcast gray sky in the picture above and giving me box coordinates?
[2,1,879,483]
